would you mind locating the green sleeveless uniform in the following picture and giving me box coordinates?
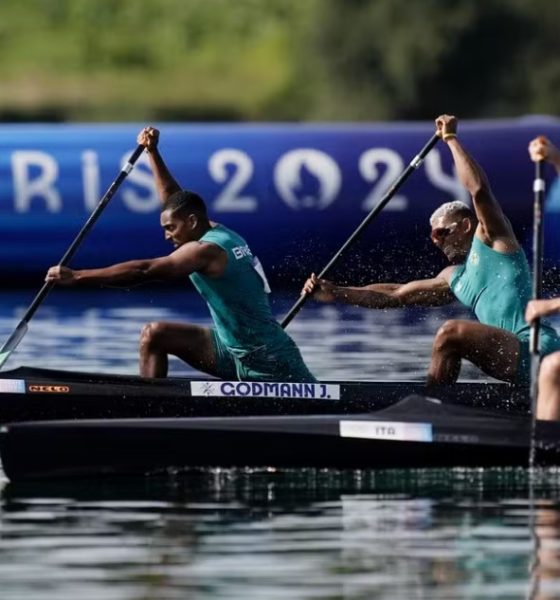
[449,236,560,382]
[190,224,315,382]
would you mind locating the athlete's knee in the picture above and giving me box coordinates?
[433,320,468,354]
[538,353,560,420]
[539,352,560,385]
[140,321,167,351]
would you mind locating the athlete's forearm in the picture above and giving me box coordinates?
[146,147,182,202]
[73,260,154,286]
[446,138,492,199]
[332,285,401,309]
[361,283,401,294]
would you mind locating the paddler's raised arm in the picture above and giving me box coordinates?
[137,126,181,203]
[436,115,516,247]
[301,272,454,308]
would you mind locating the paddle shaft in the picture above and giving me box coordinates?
[530,160,545,407]
[0,144,144,366]
[281,133,440,328]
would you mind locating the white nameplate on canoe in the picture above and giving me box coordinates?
[191,381,340,400]
[340,420,433,442]
[0,379,26,394]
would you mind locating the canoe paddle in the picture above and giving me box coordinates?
[281,133,440,328]
[0,144,145,369]
[530,158,545,408]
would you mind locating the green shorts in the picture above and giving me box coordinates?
[211,330,316,383]
[517,331,560,384]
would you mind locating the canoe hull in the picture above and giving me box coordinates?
[2,397,557,480]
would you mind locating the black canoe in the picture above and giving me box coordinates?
[0,395,556,480]
[0,365,528,423]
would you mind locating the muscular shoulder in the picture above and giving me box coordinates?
[198,240,227,258]
[174,240,224,259]
[189,241,228,276]
[165,240,225,274]
[475,221,520,253]
[437,265,457,285]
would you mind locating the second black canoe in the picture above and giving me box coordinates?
[1,395,556,480]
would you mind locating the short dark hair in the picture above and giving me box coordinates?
[162,190,207,217]
[430,201,476,226]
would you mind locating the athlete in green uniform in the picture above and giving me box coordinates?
[46,127,315,383]
[302,114,560,385]
[525,135,560,419]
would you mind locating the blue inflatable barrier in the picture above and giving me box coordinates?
[1,118,559,287]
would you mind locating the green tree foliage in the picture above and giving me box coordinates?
[0,0,310,121]
[0,0,558,121]
[299,0,560,119]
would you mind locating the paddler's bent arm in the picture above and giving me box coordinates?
[72,258,180,286]
[330,277,454,308]
[46,243,217,287]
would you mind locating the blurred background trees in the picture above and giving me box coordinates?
[0,0,558,122]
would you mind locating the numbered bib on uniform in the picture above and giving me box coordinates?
[252,256,271,293]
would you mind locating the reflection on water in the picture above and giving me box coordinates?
[2,289,560,598]
[0,288,505,380]
[1,468,560,599]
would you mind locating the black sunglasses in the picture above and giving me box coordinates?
[430,222,458,240]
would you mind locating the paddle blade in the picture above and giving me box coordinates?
[0,322,29,369]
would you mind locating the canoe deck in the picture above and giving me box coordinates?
[0,365,529,423]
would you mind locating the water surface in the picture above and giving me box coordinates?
[0,288,491,381]
[0,289,559,599]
